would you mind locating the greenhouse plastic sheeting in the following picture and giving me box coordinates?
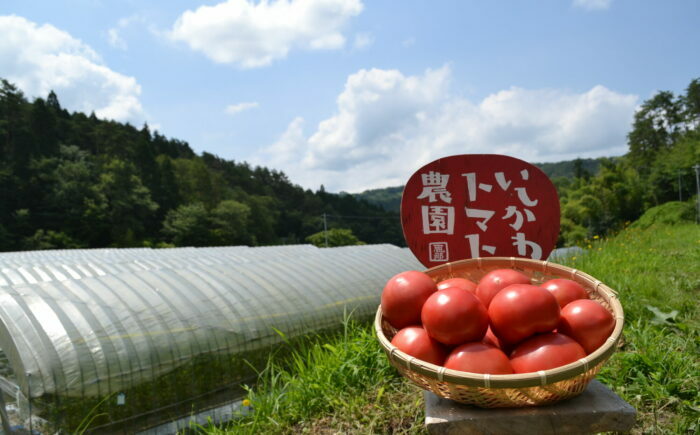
[0,244,422,399]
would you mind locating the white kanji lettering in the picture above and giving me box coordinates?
[429,242,449,262]
[515,187,538,207]
[462,173,492,202]
[421,205,455,234]
[495,172,511,191]
[465,208,495,232]
[502,205,536,231]
[502,206,523,230]
[417,171,452,203]
[463,172,476,201]
[520,169,529,180]
[465,234,497,258]
[512,232,542,259]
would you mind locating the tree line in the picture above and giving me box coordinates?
[1,77,697,251]
[0,79,403,251]
[555,78,699,245]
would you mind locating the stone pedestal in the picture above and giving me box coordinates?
[425,380,636,434]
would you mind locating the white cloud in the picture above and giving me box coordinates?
[353,32,373,49]
[107,15,144,50]
[254,66,638,193]
[0,15,146,123]
[169,0,363,68]
[225,101,260,115]
[107,28,127,50]
[573,0,612,11]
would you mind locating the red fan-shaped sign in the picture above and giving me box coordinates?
[401,154,560,267]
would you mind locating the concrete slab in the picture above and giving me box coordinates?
[425,380,636,435]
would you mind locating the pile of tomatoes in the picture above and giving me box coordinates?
[381,269,615,375]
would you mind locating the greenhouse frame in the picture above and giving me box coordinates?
[0,244,422,433]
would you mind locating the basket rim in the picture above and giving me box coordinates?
[374,256,624,389]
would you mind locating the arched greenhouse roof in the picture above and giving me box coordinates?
[0,244,422,399]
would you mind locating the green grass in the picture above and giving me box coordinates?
[194,316,426,434]
[198,223,699,434]
[566,223,700,433]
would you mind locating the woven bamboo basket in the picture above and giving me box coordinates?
[375,256,624,408]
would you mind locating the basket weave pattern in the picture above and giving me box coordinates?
[375,257,624,408]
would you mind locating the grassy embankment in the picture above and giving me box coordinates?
[200,221,699,434]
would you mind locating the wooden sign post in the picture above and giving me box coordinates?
[401,154,560,268]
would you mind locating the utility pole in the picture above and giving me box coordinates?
[693,164,700,224]
[323,213,329,247]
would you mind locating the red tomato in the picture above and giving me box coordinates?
[476,269,531,308]
[510,332,586,373]
[381,271,437,329]
[421,287,489,346]
[390,326,447,366]
[488,284,560,345]
[482,326,513,354]
[541,278,589,308]
[444,342,514,374]
[558,299,615,354]
[437,277,477,293]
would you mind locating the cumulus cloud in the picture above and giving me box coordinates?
[225,101,260,115]
[353,32,373,49]
[255,66,638,192]
[0,15,146,123]
[169,0,363,68]
[573,0,612,11]
[107,15,145,50]
[108,28,127,50]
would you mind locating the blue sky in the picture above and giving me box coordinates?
[1,0,698,192]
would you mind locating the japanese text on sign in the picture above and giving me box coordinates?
[402,154,560,267]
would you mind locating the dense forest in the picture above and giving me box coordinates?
[0,79,402,251]
[0,77,698,251]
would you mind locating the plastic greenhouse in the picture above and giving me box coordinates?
[0,244,422,433]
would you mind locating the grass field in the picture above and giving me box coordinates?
[200,222,700,434]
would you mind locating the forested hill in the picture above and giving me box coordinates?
[0,79,403,250]
[353,158,604,212]
[1,77,698,251]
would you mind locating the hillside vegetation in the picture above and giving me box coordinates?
[1,78,699,251]
[202,216,699,434]
[0,79,402,250]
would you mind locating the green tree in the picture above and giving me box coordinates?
[246,195,279,245]
[172,157,224,207]
[305,228,365,247]
[162,202,211,246]
[29,97,59,156]
[27,145,102,245]
[210,199,253,245]
[22,229,84,250]
[681,78,700,126]
[627,91,684,170]
[92,159,158,246]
